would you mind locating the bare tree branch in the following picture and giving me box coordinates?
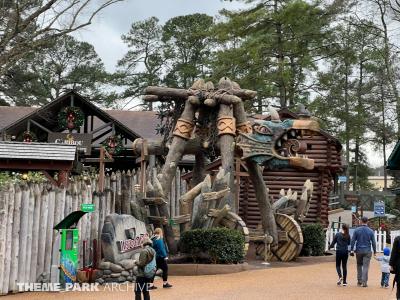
[0,0,124,76]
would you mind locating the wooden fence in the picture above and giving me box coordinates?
[0,167,187,294]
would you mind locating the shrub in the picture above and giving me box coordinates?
[301,223,325,256]
[180,227,245,264]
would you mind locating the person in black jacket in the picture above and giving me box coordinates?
[390,235,400,299]
[329,223,351,286]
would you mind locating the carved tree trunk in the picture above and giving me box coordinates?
[217,103,236,211]
[246,160,278,245]
[191,176,212,229]
[158,100,196,253]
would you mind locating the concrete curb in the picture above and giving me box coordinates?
[169,262,249,276]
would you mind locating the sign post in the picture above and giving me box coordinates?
[374,201,385,228]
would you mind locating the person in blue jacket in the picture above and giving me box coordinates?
[149,227,172,289]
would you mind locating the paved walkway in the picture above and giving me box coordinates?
[2,257,396,300]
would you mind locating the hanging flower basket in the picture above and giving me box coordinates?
[58,106,84,130]
[102,135,123,155]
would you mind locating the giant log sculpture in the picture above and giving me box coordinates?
[134,77,318,260]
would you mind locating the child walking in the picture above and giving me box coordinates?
[375,247,391,288]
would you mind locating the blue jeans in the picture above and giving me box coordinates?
[381,272,390,287]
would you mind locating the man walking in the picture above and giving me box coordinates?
[350,216,377,287]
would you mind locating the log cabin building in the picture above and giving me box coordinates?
[0,91,164,183]
[182,108,343,228]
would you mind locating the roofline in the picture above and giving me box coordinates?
[0,90,143,140]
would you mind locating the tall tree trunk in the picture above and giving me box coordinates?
[354,56,365,192]
[380,79,388,190]
[274,0,286,108]
[344,61,351,191]
[378,1,400,138]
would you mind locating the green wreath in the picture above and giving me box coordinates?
[58,106,84,130]
[22,131,36,143]
[103,135,124,155]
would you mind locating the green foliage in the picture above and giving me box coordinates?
[116,17,164,110]
[0,35,112,106]
[180,227,245,264]
[0,171,46,189]
[212,0,347,111]
[301,224,325,256]
[162,14,214,89]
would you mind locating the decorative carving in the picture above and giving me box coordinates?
[236,133,274,160]
[253,123,272,135]
[173,118,194,139]
[217,116,236,136]
[282,139,307,156]
[237,121,252,134]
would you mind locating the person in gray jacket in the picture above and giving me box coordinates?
[350,216,377,287]
[135,237,156,300]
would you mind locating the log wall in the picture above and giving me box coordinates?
[0,167,187,295]
[239,130,341,229]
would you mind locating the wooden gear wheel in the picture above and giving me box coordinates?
[210,211,250,253]
[253,213,303,262]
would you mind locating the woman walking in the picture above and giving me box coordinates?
[150,228,172,289]
[329,224,351,286]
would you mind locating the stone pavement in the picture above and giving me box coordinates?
[2,257,396,300]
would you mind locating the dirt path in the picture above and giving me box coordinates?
[2,257,396,300]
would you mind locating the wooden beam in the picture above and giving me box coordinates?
[171,214,191,224]
[90,122,113,135]
[92,128,112,143]
[0,160,72,170]
[147,216,167,225]
[81,158,114,163]
[30,119,52,134]
[142,197,168,205]
[41,170,58,186]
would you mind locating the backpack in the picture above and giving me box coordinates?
[143,248,157,278]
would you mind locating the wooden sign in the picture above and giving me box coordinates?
[48,133,92,154]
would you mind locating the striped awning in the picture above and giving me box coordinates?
[0,141,76,161]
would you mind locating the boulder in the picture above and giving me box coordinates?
[98,261,111,270]
[103,269,112,275]
[127,276,134,282]
[110,263,124,273]
[119,259,136,270]
[111,273,121,278]
[117,276,126,283]
[101,214,147,263]
[121,271,130,277]
[94,270,103,279]
[96,278,105,285]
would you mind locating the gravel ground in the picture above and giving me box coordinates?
[2,257,396,300]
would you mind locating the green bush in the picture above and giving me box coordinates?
[180,227,245,264]
[301,223,325,256]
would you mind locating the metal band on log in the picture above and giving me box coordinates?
[173,118,195,140]
[217,116,236,136]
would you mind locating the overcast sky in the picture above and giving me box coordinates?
[72,0,389,168]
[73,0,244,71]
